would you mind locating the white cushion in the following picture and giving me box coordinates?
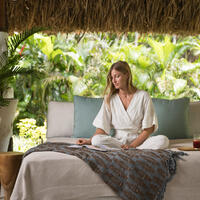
[47,101,74,138]
[188,101,200,136]
[46,101,200,139]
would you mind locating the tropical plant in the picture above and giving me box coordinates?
[12,32,200,135]
[146,35,200,99]
[0,27,45,106]
[13,118,46,152]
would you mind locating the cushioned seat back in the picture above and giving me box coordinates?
[188,102,200,137]
[152,98,191,139]
[152,98,200,139]
[73,96,103,138]
[46,99,200,140]
[47,101,74,138]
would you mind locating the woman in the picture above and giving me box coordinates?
[77,61,169,149]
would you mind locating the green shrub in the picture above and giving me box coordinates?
[13,118,46,152]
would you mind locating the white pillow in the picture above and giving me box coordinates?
[188,102,200,137]
[47,101,74,138]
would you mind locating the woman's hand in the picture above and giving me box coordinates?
[125,126,155,148]
[76,138,91,145]
[121,144,135,150]
[76,128,106,146]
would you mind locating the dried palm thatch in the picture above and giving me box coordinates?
[5,0,200,35]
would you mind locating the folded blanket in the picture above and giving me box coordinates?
[24,143,186,200]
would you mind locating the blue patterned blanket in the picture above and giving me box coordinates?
[24,142,186,200]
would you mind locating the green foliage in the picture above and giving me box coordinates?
[8,27,46,55]
[13,118,46,152]
[13,32,200,137]
[0,27,45,106]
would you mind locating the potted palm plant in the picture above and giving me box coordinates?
[0,27,45,152]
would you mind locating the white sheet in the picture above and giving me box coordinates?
[11,138,200,200]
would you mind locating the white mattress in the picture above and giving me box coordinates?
[10,138,200,200]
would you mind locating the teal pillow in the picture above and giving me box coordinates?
[73,96,103,138]
[152,97,190,139]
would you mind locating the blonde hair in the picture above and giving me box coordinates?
[104,61,136,107]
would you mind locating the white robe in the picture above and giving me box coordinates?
[92,90,169,149]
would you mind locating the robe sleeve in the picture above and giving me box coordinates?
[93,100,112,134]
[142,94,158,132]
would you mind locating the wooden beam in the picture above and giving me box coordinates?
[0,0,8,32]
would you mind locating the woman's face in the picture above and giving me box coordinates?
[111,69,128,90]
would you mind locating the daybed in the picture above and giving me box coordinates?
[11,96,200,200]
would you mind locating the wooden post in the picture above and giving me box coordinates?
[0,0,8,32]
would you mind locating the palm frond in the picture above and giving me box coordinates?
[0,27,47,106]
[0,55,44,85]
[0,55,21,80]
[8,27,47,55]
[42,74,68,86]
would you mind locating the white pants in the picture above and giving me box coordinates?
[91,134,169,149]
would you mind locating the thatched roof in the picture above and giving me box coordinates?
[4,0,200,35]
